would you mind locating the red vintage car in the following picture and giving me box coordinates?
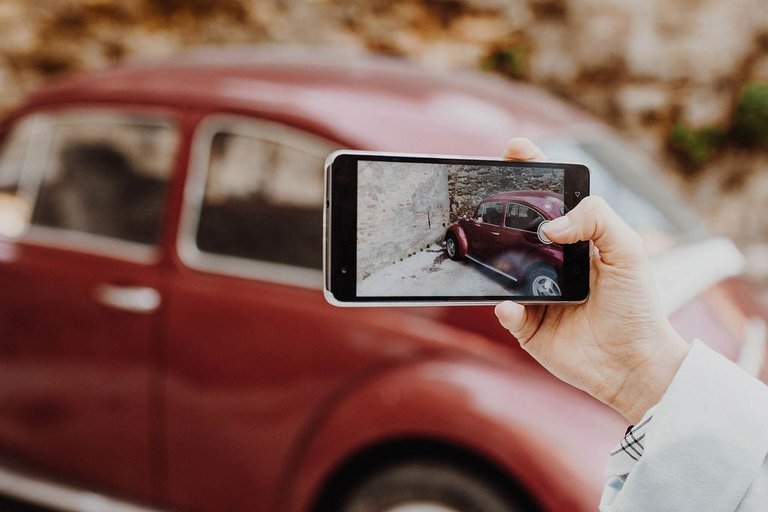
[0,47,765,512]
[445,190,564,296]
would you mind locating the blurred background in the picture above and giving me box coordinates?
[1,1,768,511]
[1,0,767,301]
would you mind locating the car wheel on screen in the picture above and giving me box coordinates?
[445,234,462,261]
[337,461,529,512]
[524,266,561,297]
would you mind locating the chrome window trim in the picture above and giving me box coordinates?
[3,109,177,265]
[178,114,336,288]
[15,114,53,211]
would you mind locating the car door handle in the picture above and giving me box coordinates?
[94,284,161,314]
[490,232,500,236]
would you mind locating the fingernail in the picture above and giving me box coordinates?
[543,215,572,236]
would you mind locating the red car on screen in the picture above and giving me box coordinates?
[0,47,765,512]
[445,190,564,296]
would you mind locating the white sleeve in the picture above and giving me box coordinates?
[600,340,768,512]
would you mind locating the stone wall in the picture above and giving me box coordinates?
[1,0,768,295]
[357,161,449,280]
[2,1,766,157]
[448,165,562,221]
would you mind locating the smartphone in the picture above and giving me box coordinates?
[324,150,590,306]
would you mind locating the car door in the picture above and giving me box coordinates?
[499,202,545,277]
[467,201,503,260]
[166,115,343,511]
[0,110,178,501]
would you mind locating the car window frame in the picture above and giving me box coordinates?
[504,201,544,233]
[178,114,337,288]
[1,108,179,264]
[475,201,503,226]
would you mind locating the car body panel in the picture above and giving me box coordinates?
[283,356,623,512]
[163,274,424,511]
[0,239,157,502]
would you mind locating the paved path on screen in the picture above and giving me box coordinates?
[358,245,515,297]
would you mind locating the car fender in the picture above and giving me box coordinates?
[521,244,563,276]
[281,356,618,512]
[446,225,468,257]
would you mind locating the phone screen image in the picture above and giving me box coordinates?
[356,160,566,298]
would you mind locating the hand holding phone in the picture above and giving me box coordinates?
[324,144,590,306]
[496,138,689,424]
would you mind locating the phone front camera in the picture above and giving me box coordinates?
[340,267,348,274]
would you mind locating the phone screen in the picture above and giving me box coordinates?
[326,152,589,305]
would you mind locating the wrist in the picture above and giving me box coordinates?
[609,323,690,424]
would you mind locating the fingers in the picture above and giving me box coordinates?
[495,301,545,346]
[503,137,548,161]
[542,196,644,267]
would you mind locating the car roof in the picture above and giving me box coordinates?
[22,46,605,156]
[481,190,564,210]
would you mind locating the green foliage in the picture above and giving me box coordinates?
[668,81,768,171]
[481,46,531,79]
[732,81,768,149]
[668,123,725,167]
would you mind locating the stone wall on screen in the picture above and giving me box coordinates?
[357,162,450,281]
[448,165,561,222]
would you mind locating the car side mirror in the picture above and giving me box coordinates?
[537,221,552,244]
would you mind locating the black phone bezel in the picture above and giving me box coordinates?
[326,152,590,304]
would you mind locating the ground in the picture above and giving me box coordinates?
[358,243,518,297]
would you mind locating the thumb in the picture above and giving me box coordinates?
[495,301,526,334]
[542,196,644,267]
[495,301,544,346]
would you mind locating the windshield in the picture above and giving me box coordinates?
[538,138,704,253]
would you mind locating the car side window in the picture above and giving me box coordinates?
[29,114,177,246]
[193,120,333,270]
[476,202,502,225]
[505,202,544,232]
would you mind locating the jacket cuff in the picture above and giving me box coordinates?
[611,340,768,511]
